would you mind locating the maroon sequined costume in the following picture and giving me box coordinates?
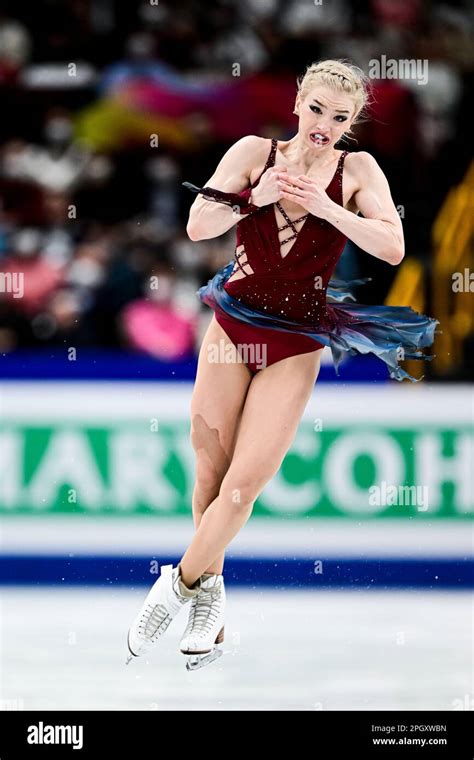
[183,138,438,381]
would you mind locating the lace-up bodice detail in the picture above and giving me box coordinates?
[274,201,309,258]
[223,138,349,325]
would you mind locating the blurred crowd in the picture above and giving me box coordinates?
[0,0,472,366]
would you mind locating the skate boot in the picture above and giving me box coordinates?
[179,572,226,671]
[126,563,201,664]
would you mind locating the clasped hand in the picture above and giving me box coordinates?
[278,175,335,220]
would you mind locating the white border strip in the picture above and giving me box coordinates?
[0,382,472,425]
[0,516,470,558]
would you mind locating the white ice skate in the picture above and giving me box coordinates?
[179,572,226,671]
[126,563,201,664]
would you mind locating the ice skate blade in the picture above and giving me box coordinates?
[185,647,223,671]
[125,630,137,665]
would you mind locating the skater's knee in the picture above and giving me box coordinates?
[192,468,221,518]
[219,466,265,509]
[190,414,231,484]
[194,454,222,492]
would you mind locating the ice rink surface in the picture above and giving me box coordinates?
[1,587,471,711]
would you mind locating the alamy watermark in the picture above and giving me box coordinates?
[27,721,83,750]
[369,56,428,86]
[452,268,473,293]
[207,338,267,370]
[0,271,24,298]
[369,481,429,511]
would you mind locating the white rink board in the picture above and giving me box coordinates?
[1,515,470,558]
[0,381,472,424]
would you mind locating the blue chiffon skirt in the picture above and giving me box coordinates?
[198,260,439,382]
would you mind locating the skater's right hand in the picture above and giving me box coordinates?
[250,166,288,207]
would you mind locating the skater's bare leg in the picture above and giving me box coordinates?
[180,348,322,587]
[190,315,252,575]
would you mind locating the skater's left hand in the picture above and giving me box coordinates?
[278,175,336,220]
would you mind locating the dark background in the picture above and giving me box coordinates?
[0,0,472,379]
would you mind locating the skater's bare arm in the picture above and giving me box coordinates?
[324,153,404,265]
[280,152,404,265]
[185,135,265,241]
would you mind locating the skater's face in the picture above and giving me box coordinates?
[294,86,356,151]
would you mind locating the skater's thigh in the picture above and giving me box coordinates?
[228,349,322,485]
[191,314,253,475]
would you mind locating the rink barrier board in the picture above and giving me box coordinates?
[1,555,472,589]
[2,516,470,556]
[0,348,385,382]
[0,384,472,519]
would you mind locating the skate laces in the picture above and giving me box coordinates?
[139,603,171,640]
[186,583,222,635]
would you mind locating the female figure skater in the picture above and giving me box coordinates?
[126,60,437,670]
